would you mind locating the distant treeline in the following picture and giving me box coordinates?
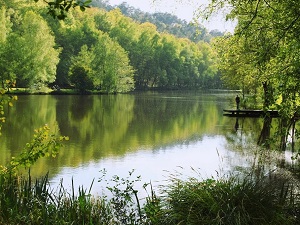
[0,0,223,93]
[92,0,225,43]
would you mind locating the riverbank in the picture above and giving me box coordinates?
[6,87,240,95]
[6,87,107,95]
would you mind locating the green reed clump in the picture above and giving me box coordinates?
[47,178,114,225]
[0,169,161,225]
[159,171,299,225]
[0,171,112,225]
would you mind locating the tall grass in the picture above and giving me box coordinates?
[0,168,299,224]
[160,172,298,225]
[0,171,111,224]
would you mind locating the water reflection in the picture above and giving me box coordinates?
[0,92,277,190]
[50,135,232,196]
[235,118,239,132]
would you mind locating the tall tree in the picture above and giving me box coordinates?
[132,22,160,89]
[69,45,95,92]
[0,6,11,88]
[12,11,59,87]
[205,0,300,148]
[91,32,135,93]
[0,8,59,88]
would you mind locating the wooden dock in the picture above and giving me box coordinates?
[223,109,280,117]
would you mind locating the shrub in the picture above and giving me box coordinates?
[160,172,297,225]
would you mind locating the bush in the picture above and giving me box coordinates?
[160,172,297,225]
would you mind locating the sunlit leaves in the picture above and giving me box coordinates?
[66,15,135,93]
[8,124,69,173]
[205,0,300,149]
[37,0,92,20]
[0,85,17,135]
[5,11,60,87]
[208,0,300,106]
[3,1,221,92]
[89,33,135,93]
[0,7,10,43]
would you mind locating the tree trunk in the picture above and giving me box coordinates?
[257,81,273,147]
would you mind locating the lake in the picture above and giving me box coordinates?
[0,91,286,196]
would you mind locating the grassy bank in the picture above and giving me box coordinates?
[0,168,299,225]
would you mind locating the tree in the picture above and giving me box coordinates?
[157,35,181,88]
[53,9,100,87]
[34,0,92,20]
[106,9,138,51]
[196,41,219,89]
[212,35,260,96]
[132,23,160,89]
[204,0,300,149]
[204,0,300,97]
[0,6,12,88]
[69,45,94,92]
[0,8,59,88]
[90,32,135,93]
[68,29,135,93]
[0,7,9,43]
[12,11,59,87]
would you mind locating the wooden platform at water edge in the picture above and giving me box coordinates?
[223,109,280,118]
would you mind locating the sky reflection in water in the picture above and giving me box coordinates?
[50,135,248,196]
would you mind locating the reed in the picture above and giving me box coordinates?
[0,168,299,224]
[159,170,299,225]
[0,171,112,224]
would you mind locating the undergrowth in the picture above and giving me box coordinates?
[0,167,300,225]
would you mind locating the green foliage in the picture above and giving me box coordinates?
[99,169,147,224]
[35,0,92,20]
[95,1,221,42]
[0,8,60,88]
[91,32,135,93]
[6,124,69,173]
[0,171,112,224]
[143,182,163,224]
[0,6,10,43]
[0,167,299,224]
[69,66,94,92]
[206,0,300,149]
[19,11,60,86]
[161,172,296,225]
[212,35,260,94]
[1,0,222,92]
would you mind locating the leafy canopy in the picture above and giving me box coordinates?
[34,0,92,19]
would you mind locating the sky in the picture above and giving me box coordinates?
[108,0,236,32]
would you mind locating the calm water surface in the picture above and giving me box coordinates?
[1,91,271,194]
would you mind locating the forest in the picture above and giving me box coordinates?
[0,0,222,93]
[1,1,300,224]
[91,0,224,42]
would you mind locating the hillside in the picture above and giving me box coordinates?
[91,0,224,42]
